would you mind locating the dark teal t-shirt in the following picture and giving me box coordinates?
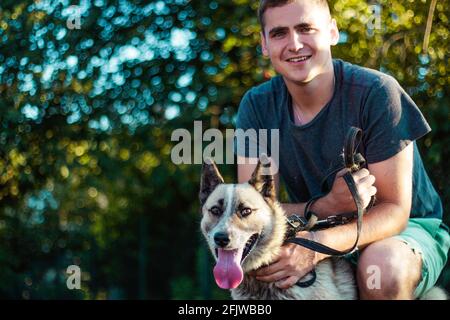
[235,59,443,220]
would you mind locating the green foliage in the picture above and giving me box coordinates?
[0,0,448,299]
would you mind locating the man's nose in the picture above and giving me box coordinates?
[288,32,304,52]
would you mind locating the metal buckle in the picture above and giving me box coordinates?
[287,214,308,230]
[326,214,354,226]
[286,215,308,238]
[326,215,344,226]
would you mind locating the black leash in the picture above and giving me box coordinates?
[285,127,374,287]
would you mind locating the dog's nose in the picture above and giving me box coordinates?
[214,232,230,247]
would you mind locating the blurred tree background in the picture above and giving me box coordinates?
[0,0,448,299]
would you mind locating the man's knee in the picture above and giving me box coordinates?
[356,238,422,299]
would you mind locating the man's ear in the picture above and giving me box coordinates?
[248,155,275,201]
[260,31,269,56]
[330,18,339,46]
[199,158,224,206]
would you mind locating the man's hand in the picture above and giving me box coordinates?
[323,168,377,214]
[250,232,318,289]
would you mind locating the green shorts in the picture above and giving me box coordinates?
[346,218,450,298]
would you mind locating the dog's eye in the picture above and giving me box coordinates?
[240,208,253,217]
[209,206,222,216]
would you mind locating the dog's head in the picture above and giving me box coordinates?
[199,157,286,290]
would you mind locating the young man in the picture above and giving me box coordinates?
[235,0,450,299]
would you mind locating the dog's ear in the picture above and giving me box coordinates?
[248,154,276,201]
[199,158,224,206]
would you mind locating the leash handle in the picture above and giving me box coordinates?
[345,127,376,210]
[288,127,367,258]
[344,127,363,172]
[287,172,363,257]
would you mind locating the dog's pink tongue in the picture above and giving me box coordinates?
[213,248,243,289]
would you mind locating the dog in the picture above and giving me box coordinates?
[199,158,357,299]
[199,158,447,300]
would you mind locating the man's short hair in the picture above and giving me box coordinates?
[258,0,331,32]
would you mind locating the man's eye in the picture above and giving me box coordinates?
[272,32,285,38]
[300,27,313,33]
[210,206,222,216]
[240,208,253,217]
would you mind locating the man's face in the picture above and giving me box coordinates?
[261,0,339,85]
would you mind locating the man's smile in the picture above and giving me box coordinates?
[285,55,312,64]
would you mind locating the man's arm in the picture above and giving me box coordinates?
[253,143,413,288]
[314,142,413,261]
